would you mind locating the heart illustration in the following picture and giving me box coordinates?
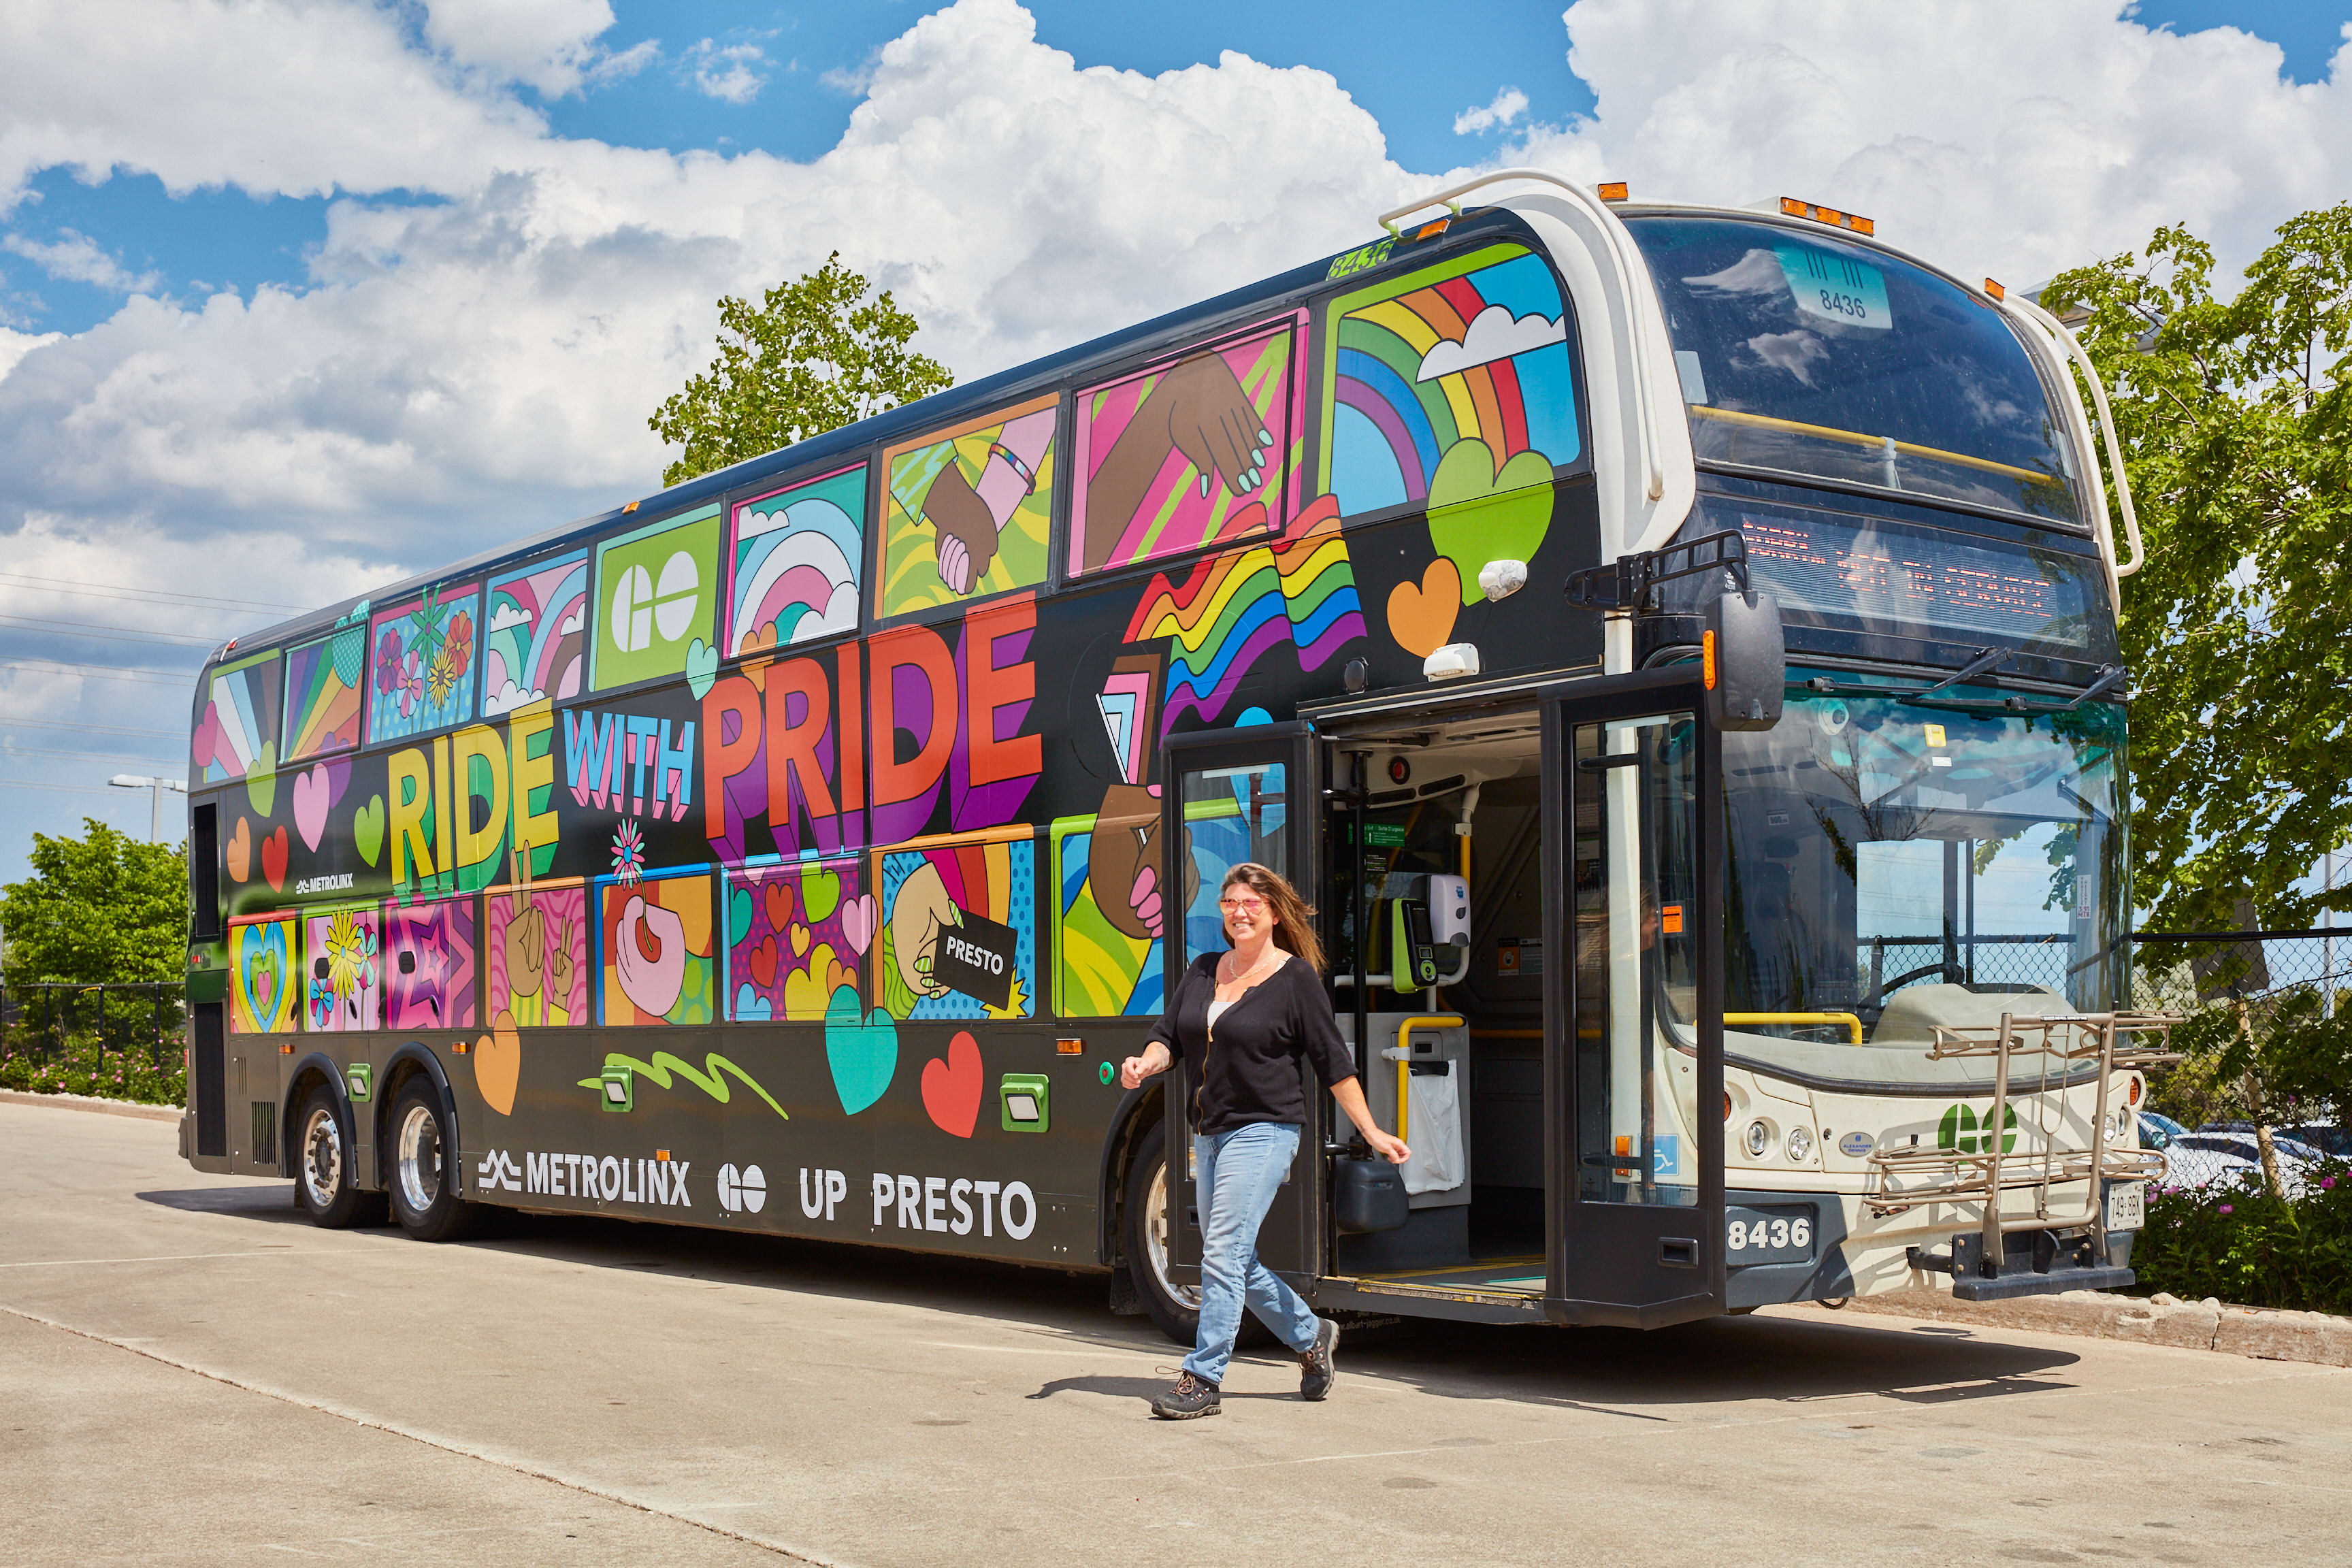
[763,881,792,934]
[1386,557,1463,657]
[246,740,278,818]
[824,985,898,1115]
[292,763,333,851]
[800,868,841,924]
[733,983,773,1023]
[789,922,811,959]
[225,816,253,883]
[728,886,755,948]
[191,702,223,777]
[474,1015,522,1116]
[353,794,385,867]
[838,892,877,956]
[261,825,289,892]
[1426,438,1555,605]
[749,935,779,990]
[784,948,848,1020]
[685,637,719,700]
[921,1030,984,1139]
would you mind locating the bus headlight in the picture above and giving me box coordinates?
[1745,1120,1770,1158]
[1786,1126,1814,1162]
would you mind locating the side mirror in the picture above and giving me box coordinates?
[1705,588,1784,731]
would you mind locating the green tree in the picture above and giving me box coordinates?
[2044,203,2352,932]
[648,252,954,487]
[0,818,186,985]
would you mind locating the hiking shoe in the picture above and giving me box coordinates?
[1150,1371,1222,1420]
[1299,1318,1339,1401]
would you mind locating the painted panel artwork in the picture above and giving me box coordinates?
[725,466,865,657]
[483,553,589,717]
[1320,244,1582,604]
[303,904,381,1032]
[723,858,867,1023]
[598,872,716,1026]
[1051,808,1166,1019]
[593,506,723,693]
[382,895,478,1031]
[228,915,301,1034]
[193,650,281,785]
[368,583,480,745]
[485,882,587,1028]
[1069,315,1305,578]
[282,624,365,762]
[877,835,1034,1020]
[881,394,1057,618]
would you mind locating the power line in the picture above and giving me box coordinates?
[0,612,223,647]
[1,657,197,687]
[0,778,123,795]
[0,570,308,615]
[0,714,182,738]
[0,744,183,766]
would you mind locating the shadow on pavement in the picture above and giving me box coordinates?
[137,1185,302,1218]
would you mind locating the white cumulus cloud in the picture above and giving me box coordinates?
[1416,302,1567,382]
[684,39,770,104]
[1454,86,1529,136]
[421,0,654,97]
[3,229,162,293]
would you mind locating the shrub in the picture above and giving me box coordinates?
[0,1030,184,1107]
[2132,1159,2352,1313]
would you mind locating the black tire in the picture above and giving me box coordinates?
[293,1084,387,1228]
[387,1079,483,1243]
[1121,1118,1273,1350]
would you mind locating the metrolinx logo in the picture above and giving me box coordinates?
[1938,1102,2019,1154]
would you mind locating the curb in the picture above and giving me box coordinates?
[1832,1286,2352,1369]
[0,1088,182,1124]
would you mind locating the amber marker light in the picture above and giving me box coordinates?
[623,500,640,512]
[1780,197,1874,235]
[1597,181,1629,202]
[1415,218,1450,241]
[1984,278,2006,301]
[1702,629,1718,689]
[1056,1038,1083,1054]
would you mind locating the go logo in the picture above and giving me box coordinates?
[1938,1102,2019,1155]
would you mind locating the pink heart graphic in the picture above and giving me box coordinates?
[838,892,877,956]
[191,702,223,775]
[921,1031,983,1138]
[292,764,333,852]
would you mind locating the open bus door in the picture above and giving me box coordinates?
[1158,721,1325,1298]
[1541,672,1727,1328]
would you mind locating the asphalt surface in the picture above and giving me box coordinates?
[3,1098,2347,1567]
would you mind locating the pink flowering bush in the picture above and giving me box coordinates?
[2134,1158,2352,1313]
[0,1030,184,1107]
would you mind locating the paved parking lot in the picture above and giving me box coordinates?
[3,1098,2347,1567]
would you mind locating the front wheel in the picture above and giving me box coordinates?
[388,1079,483,1243]
[1121,1119,1271,1350]
[293,1085,386,1228]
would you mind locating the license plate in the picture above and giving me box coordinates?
[2104,1181,2145,1233]
[1725,1205,1814,1265]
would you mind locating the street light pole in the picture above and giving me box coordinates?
[108,774,188,844]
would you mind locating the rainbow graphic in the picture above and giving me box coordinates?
[1124,495,1362,734]
[1321,244,1582,516]
[485,553,588,716]
[194,649,280,784]
[283,626,363,762]
[727,465,864,657]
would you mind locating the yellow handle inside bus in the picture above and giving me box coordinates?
[1725,1011,1865,1045]
[1391,1015,1460,1143]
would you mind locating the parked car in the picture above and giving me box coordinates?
[2161,1128,2322,1196]
[2136,1110,2190,1150]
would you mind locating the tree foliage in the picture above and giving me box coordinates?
[2044,205,2352,931]
[0,818,186,985]
[648,252,954,488]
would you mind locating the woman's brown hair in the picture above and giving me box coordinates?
[1220,862,1325,975]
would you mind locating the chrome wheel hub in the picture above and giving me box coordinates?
[301,1107,342,1209]
[396,1102,441,1215]
[1143,1155,1201,1310]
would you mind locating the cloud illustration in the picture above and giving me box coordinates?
[1415,303,1567,383]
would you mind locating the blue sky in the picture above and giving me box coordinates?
[0,0,2347,881]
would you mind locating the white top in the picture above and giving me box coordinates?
[1205,996,1234,1034]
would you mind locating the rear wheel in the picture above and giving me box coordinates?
[388,1079,483,1243]
[1122,1119,1271,1349]
[293,1085,385,1228]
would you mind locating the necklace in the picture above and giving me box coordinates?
[1220,946,1277,988]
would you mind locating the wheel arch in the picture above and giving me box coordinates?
[282,1051,350,1182]
[376,1044,459,1190]
[1096,1083,1163,1267]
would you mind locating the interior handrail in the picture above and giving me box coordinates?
[1377,169,1665,502]
[1725,1011,1865,1045]
[1999,293,2144,579]
[1686,405,2068,487]
[1381,1014,1461,1143]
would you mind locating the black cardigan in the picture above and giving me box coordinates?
[1149,951,1360,1135]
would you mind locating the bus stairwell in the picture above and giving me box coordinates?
[1865,1011,2178,1303]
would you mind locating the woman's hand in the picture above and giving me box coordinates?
[1362,1128,1411,1166]
[1120,1042,1171,1090]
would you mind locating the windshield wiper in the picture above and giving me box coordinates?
[1803,653,2125,714]
[1803,644,2008,701]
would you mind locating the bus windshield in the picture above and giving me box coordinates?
[1626,215,2081,524]
[1713,682,2127,1089]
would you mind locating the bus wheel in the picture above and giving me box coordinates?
[1121,1120,1272,1350]
[388,1080,483,1243]
[294,1085,385,1229]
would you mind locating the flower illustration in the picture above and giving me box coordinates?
[426,608,475,708]
[323,909,372,1004]
[610,819,646,886]
[374,627,406,696]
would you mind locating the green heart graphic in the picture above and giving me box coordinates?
[800,868,841,924]
[1426,439,1555,606]
[824,985,898,1116]
[685,637,719,700]
[246,741,278,818]
[728,887,755,948]
[353,794,386,867]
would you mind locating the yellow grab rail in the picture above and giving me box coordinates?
[1388,1015,1460,1142]
[1725,1011,1865,1045]
[1688,404,2063,487]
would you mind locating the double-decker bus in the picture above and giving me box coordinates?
[179,172,2165,1334]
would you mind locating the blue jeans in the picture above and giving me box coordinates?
[1182,1121,1322,1384]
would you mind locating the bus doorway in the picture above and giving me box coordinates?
[1306,670,1723,1328]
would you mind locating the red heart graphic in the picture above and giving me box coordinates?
[261,826,289,892]
[749,935,778,990]
[921,1031,983,1139]
[764,883,791,933]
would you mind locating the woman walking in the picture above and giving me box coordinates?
[1120,861,1409,1420]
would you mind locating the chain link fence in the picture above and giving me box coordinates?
[0,981,186,1072]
